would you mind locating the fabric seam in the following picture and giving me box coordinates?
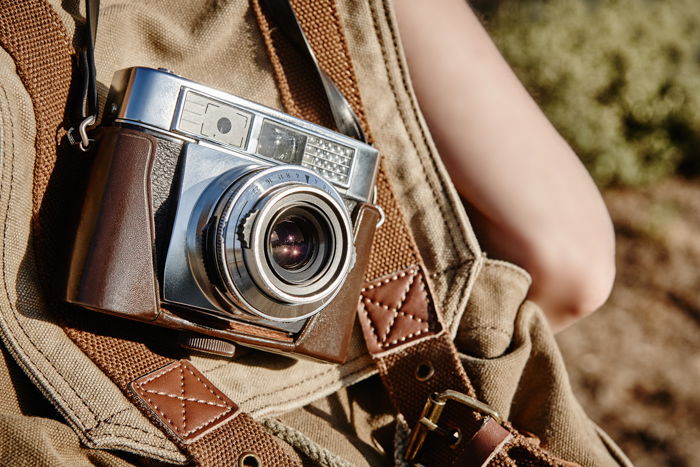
[367,0,479,335]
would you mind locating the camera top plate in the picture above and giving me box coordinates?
[105,67,379,204]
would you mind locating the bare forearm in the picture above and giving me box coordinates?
[394,0,615,331]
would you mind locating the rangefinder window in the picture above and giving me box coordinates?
[257,120,307,165]
[256,120,356,187]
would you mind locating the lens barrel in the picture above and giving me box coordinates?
[198,165,354,322]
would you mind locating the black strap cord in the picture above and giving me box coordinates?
[67,0,99,152]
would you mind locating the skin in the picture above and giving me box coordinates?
[393,0,616,332]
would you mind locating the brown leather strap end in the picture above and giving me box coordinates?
[130,360,240,443]
[415,416,512,467]
[463,418,512,467]
[131,360,300,465]
[357,265,442,355]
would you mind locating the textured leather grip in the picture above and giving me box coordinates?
[67,127,160,320]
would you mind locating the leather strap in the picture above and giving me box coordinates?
[260,0,366,141]
[251,1,578,466]
[0,1,300,466]
[62,320,300,466]
[358,267,512,466]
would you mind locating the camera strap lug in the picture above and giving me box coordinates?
[66,113,95,152]
[372,185,385,228]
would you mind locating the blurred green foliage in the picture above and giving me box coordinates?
[474,0,700,186]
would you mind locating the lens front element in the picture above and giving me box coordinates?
[269,214,316,271]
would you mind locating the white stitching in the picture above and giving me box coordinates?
[360,267,432,349]
[137,389,231,408]
[182,363,229,404]
[360,268,415,292]
[384,328,429,347]
[136,362,180,385]
[382,269,417,336]
[359,301,382,347]
[133,361,236,438]
[136,390,233,439]
[179,365,186,432]
[361,299,427,323]
[180,408,234,438]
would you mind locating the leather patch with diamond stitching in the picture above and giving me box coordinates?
[131,360,239,443]
[358,265,441,354]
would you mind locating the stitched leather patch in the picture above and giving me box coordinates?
[131,360,239,443]
[358,265,441,354]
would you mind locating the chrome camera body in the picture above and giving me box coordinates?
[67,67,380,359]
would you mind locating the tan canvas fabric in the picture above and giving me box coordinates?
[0,0,633,466]
[456,260,633,466]
[0,345,139,466]
[272,261,633,467]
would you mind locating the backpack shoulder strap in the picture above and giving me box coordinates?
[251,1,578,465]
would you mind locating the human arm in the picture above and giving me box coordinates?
[393,0,616,331]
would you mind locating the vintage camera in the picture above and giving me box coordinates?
[67,67,381,363]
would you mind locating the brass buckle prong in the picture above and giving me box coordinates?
[437,389,502,424]
[404,390,503,464]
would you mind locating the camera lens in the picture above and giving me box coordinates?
[200,165,354,321]
[269,215,316,271]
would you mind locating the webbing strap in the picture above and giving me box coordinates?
[251,1,578,466]
[0,1,300,466]
[0,0,73,230]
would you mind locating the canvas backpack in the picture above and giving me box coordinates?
[0,0,633,465]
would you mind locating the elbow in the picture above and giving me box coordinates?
[526,227,616,331]
[563,251,616,321]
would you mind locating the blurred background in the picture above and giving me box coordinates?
[469,1,700,465]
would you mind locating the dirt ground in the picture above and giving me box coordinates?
[557,178,700,467]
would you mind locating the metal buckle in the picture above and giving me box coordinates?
[404,390,502,464]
